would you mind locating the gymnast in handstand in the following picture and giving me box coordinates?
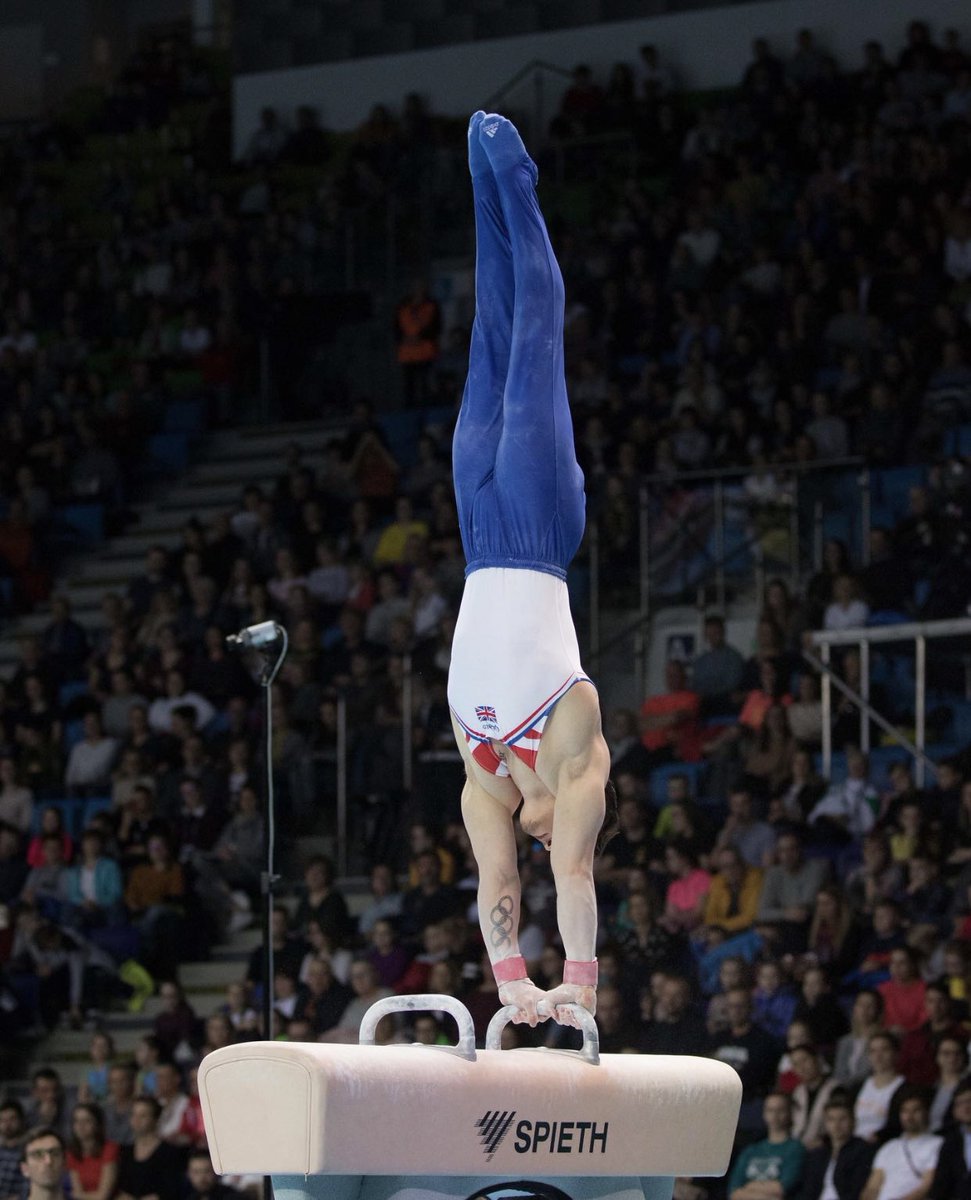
[448,112,617,1029]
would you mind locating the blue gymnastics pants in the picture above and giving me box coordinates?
[452,113,586,583]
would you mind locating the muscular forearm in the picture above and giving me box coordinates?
[551,865,597,961]
[477,868,523,966]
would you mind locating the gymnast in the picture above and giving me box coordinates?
[447,112,617,1030]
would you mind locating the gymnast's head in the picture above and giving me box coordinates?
[519,778,618,855]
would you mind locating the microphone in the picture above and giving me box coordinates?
[226,621,283,650]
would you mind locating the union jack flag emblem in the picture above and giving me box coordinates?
[475,705,498,723]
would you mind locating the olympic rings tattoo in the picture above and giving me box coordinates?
[489,894,515,949]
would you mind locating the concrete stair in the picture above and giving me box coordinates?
[0,419,347,673]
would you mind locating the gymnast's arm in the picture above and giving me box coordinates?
[538,685,610,1024]
[460,774,545,1026]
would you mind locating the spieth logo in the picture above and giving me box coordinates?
[476,1111,517,1160]
[475,1114,609,1159]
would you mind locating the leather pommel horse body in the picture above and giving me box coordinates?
[198,996,742,1200]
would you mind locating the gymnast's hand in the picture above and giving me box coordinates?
[498,978,549,1026]
[537,983,597,1028]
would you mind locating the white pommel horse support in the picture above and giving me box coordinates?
[199,995,742,1200]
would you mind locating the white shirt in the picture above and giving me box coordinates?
[148,691,215,734]
[872,1132,942,1200]
[824,599,870,631]
[819,1156,838,1200]
[810,779,877,838]
[854,1074,905,1140]
[65,736,120,789]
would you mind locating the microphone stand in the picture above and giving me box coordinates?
[227,624,288,1200]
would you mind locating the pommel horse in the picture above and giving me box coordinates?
[199,995,742,1200]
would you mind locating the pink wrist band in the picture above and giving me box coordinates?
[563,959,598,986]
[493,955,528,985]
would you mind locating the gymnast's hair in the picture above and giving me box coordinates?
[595,778,619,857]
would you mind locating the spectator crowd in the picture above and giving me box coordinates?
[1,12,971,1200]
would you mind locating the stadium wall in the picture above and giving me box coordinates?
[233,0,969,154]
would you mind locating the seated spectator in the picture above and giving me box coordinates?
[184,1151,237,1200]
[929,1034,968,1133]
[115,1096,185,1200]
[860,1087,941,1198]
[398,851,462,942]
[700,846,763,945]
[66,1102,118,1200]
[792,964,850,1050]
[365,917,411,989]
[715,785,777,869]
[78,1032,115,1105]
[154,1063,189,1142]
[24,1066,69,1137]
[220,980,259,1037]
[153,980,200,1061]
[641,973,707,1056]
[293,855,350,944]
[709,988,780,1122]
[790,1042,844,1151]
[65,713,119,798]
[878,946,928,1034]
[147,670,214,736]
[756,829,829,954]
[726,1091,805,1198]
[753,960,798,1041]
[26,805,73,868]
[691,615,745,715]
[597,795,657,886]
[20,832,69,919]
[298,956,352,1036]
[62,828,124,931]
[319,959,391,1043]
[0,753,32,833]
[846,833,905,918]
[614,888,679,993]
[124,833,185,980]
[662,840,710,936]
[0,822,27,904]
[801,1097,875,1200]
[18,1127,69,1200]
[854,1031,905,1142]
[809,748,878,843]
[929,1078,971,1198]
[357,862,403,936]
[803,886,861,977]
[246,908,305,990]
[898,980,964,1087]
[640,660,701,765]
[0,1099,25,1199]
[785,675,823,747]
[834,989,885,1088]
[102,1063,136,1145]
[744,704,796,796]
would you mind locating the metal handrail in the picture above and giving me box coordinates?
[637,456,864,487]
[484,58,573,110]
[810,616,971,787]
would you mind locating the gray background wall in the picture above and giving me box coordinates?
[232,0,970,151]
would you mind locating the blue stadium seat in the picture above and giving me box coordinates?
[873,466,927,520]
[63,719,86,752]
[947,702,971,746]
[163,399,204,434]
[147,432,189,475]
[648,761,710,807]
[59,503,105,544]
[31,798,84,840]
[81,796,113,830]
[58,681,91,709]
